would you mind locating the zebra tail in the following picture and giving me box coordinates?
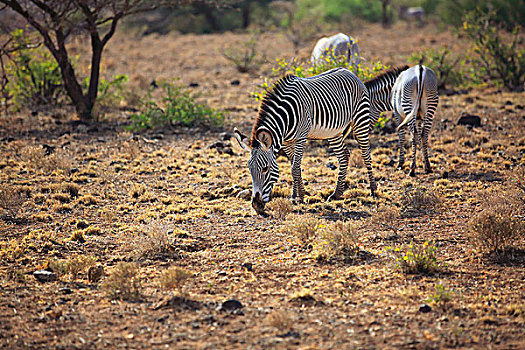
[397,64,425,131]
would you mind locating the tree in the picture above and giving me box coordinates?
[0,0,221,121]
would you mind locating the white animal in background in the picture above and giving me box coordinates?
[311,33,360,70]
[400,6,425,27]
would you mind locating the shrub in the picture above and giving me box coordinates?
[128,82,225,130]
[314,220,360,262]
[102,262,142,301]
[267,310,294,331]
[286,214,322,247]
[388,240,442,274]
[401,185,442,217]
[159,266,192,295]
[221,33,265,73]
[47,255,96,280]
[469,191,524,254]
[408,48,464,90]
[267,198,293,220]
[427,282,453,306]
[252,56,390,101]
[5,29,66,110]
[372,204,401,236]
[0,184,26,218]
[462,10,525,92]
[133,222,176,260]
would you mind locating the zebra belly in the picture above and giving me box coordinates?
[307,125,346,140]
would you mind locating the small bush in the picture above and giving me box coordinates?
[267,310,293,331]
[252,56,390,101]
[427,282,453,306]
[128,82,225,130]
[372,204,401,236]
[469,191,524,254]
[159,266,192,295]
[401,185,442,217]
[221,33,265,73]
[134,222,175,260]
[314,220,360,262]
[0,184,26,218]
[408,48,464,90]
[47,255,96,280]
[286,214,322,247]
[267,198,293,220]
[462,10,525,92]
[388,240,442,274]
[102,262,142,301]
[5,29,67,110]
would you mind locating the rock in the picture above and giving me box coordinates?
[219,299,243,311]
[33,270,57,283]
[59,287,72,295]
[219,132,233,141]
[276,331,300,339]
[189,82,199,87]
[457,113,481,127]
[419,303,432,313]
[231,80,240,86]
[241,262,253,272]
[88,265,105,283]
[326,162,337,170]
[236,189,251,200]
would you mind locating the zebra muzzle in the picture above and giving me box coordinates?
[252,192,267,215]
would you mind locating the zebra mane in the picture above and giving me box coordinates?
[364,65,409,90]
[250,73,296,147]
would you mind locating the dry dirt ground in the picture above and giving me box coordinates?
[0,22,524,349]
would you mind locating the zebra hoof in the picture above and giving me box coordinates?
[425,167,432,174]
[409,169,416,177]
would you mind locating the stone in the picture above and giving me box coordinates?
[457,113,481,127]
[419,303,432,313]
[220,299,243,311]
[33,270,57,283]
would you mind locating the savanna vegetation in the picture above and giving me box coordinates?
[0,0,524,348]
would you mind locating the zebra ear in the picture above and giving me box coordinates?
[256,129,273,151]
[233,128,251,151]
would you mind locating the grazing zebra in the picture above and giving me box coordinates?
[234,68,376,215]
[311,33,360,71]
[365,64,439,176]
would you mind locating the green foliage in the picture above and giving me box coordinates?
[437,0,525,29]
[5,29,66,110]
[252,55,390,101]
[387,240,442,274]
[296,0,381,23]
[128,82,225,130]
[83,74,130,110]
[427,282,453,306]
[462,10,525,91]
[409,47,464,90]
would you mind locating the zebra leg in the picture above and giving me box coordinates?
[327,135,349,201]
[291,138,306,202]
[393,110,406,169]
[354,124,377,197]
[409,120,418,177]
[421,117,432,173]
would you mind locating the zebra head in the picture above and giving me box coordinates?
[234,127,279,215]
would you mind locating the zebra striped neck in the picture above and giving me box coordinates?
[251,74,298,151]
[365,65,409,113]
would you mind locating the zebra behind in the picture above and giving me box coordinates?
[365,64,439,176]
[234,68,376,215]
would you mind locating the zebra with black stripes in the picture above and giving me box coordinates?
[365,64,439,176]
[234,68,376,215]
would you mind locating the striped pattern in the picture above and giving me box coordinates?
[248,68,376,210]
[392,64,439,175]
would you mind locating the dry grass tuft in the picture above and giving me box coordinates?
[0,184,26,218]
[286,214,322,247]
[469,189,524,256]
[267,198,293,220]
[133,222,175,260]
[102,262,142,301]
[315,220,360,262]
[401,185,442,217]
[159,266,192,295]
[266,310,294,331]
[47,255,96,280]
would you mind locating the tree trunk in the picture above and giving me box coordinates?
[241,1,250,29]
[381,0,391,28]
